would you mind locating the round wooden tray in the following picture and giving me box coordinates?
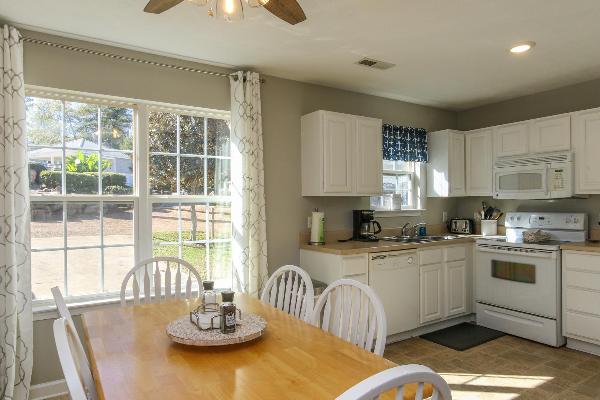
[166,313,267,346]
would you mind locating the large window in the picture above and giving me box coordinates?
[148,109,232,288]
[370,160,425,212]
[26,89,232,304]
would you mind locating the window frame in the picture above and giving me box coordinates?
[371,161,427,216]
[27,85,231,314]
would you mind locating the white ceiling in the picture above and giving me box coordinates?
[2,0,600,110]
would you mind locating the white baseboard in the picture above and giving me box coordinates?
[567,338,600,357]
[30,379,68,400]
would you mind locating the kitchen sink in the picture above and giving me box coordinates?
[380,235,460,243]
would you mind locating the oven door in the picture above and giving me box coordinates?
[494,165,548,199]
[476,244,559,318]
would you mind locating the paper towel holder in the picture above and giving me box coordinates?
[308,209,325,245]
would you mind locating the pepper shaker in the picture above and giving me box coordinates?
[220,291,237,334]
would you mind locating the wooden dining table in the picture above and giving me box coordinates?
[82,293,425,399]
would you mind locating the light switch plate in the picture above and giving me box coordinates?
[442,211,448,223]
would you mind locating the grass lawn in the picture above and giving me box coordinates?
[153,231,231,282]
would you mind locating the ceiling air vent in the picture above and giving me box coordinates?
[355,57,395,70]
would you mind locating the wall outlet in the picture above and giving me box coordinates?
[442,211,448,223]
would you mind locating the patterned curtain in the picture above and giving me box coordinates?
[229,71,268,297]
[0,25,32,400]
[382,124,428,162]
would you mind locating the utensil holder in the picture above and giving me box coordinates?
[481,220,498,236]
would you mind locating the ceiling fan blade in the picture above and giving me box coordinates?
[144,0,185,14]
[262,0,307,25]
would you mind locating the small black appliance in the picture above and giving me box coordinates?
[352,210,382,242]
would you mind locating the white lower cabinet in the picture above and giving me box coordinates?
[300,250,368,284]
[445,260,467,317]
[300,243,472,336]
[562,251,600,349]
[419,245,471,325]
[419,262,444,324]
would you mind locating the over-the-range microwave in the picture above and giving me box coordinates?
[493,152,573,199]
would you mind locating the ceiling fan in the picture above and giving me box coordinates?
[144,0,307,25]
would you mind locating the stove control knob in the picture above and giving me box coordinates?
[407,257,414,264]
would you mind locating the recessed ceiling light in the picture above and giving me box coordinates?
[510,41,536,54]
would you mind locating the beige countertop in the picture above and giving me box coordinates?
[300,236,478,255]
[560,241,600,253]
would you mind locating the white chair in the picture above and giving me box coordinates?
[311,279,387,356]
[336,364,452,400]
[261,265,315,322]
[120,256,203,306]
[53,317,98,400]
[51,286,76,328]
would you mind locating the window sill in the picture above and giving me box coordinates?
[375,209,426,218]
[33,296,122,321]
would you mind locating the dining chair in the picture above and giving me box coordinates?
[53,317,98,400]
[120,256,203,306]
[336,364,452,400]
[311,278,387,356]
[261,265,315,322]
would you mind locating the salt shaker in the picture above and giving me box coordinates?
[202,281,217,305]
[220,291,237,334]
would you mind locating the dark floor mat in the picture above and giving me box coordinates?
[420,323,505,351]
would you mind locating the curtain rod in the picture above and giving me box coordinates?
[22,36,254,81]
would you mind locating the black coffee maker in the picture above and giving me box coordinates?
[352,210,382,242]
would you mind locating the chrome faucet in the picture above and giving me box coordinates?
[401,223,411,236]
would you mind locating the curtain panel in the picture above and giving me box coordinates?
[0,25,32,400]
[382,124,428,162]
[229,71,268,297]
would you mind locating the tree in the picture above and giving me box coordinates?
[26,96,133,150]
[65,151,111,173]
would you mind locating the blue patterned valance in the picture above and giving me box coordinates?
[382,124,428,162]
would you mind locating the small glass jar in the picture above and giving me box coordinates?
[220,291,237,334]
[202,281,217,307]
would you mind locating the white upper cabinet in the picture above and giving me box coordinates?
[572,108,600,194]
[301,110,382,196]
[465,128,494,196]
[494,122,529,157]
[355,117,384,195]
[427,130,465,197]
[529,114,571,154]
[323,113,353,193]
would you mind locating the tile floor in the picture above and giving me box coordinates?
[385,335,600,399]
[48,335,600,399]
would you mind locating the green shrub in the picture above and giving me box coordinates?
[103,185,132,195]
[40,171,130,194]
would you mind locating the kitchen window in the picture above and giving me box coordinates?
[26,87,232,307]
[371,160,426,212]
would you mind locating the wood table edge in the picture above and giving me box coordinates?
[81,313,107,400]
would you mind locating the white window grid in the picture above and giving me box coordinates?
[27,86,232,307]
[27,98,135,197]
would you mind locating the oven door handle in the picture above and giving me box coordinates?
[476,245,556,259]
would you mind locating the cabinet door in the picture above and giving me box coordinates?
[466,129,494,196]
[419,263,444,324]
[449,133,466,196]
[530,115,571,154]
[573,109,600,194]
[445,260,467,317]
[323,113,354,193]
[494,122,529,157]
[355,117,383,195]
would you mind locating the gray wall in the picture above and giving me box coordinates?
[457,77,600,131]
[23,30,457,385]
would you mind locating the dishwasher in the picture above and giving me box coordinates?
[369,250,419,336]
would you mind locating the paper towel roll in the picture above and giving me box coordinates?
[310,211,325,244]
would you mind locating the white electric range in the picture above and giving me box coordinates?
[475,212,587,347]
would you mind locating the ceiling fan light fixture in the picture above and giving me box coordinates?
[211,0,244,21]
